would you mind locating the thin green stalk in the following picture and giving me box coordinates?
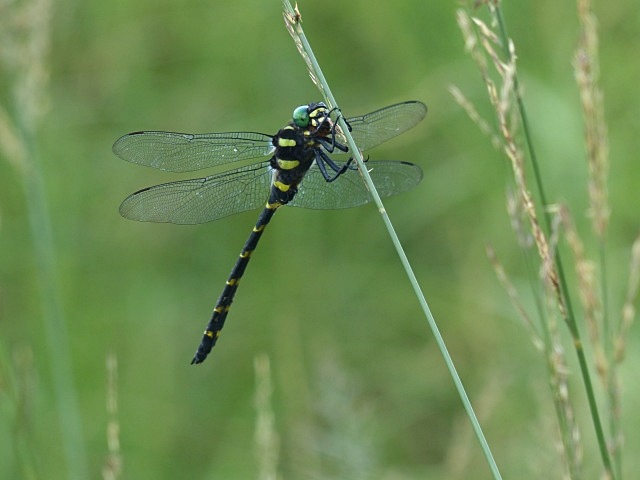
[593,132,617,478]
[0,0,89,476]
[492,5,614,478]
[600,238,622,480]
[282,3,502,478]
[19,129,89,480]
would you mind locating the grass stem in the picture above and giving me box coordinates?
[282,2,502,478]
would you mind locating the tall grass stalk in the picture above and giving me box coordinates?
[102,354,122,480]
[254,354,280,480]
[0,346,39,479]
[282,2,502,478]
[0,0,88,477]
[453,1,638,478]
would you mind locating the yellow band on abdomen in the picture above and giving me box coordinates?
[274,180,291,192]
[276,159,300,170]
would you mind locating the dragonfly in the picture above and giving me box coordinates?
[113,100,427,364]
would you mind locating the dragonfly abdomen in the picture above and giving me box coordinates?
[191,126,318,364]
[191,200,281,364]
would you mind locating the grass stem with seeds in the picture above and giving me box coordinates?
[282,2,502,478]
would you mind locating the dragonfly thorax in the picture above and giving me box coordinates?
[272,125,315,167]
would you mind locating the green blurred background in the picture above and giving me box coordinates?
[1,0,639,478]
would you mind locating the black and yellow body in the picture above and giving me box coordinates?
[113,100,427,364]
[191,104,338,364]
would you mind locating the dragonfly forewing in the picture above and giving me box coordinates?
[113,131,275,173]
[346,101,427,152]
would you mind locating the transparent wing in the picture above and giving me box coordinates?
[289,160,423,209]
[112,131,275,173]
[119,161,273,224]
[345,101,427,152]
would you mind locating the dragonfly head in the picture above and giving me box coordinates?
[292,102,331,129]
[292,105,310,128]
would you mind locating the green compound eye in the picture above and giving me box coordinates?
[292,105,310,127]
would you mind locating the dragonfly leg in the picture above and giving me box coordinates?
[314,149,351,183]
[316,135,348,154]
[327,106,353,133]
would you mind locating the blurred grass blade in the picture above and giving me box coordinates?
[456,3,617,477]
[103,353,122,480]
[0,0,89,477]
[254,354,280,480]
[492,5,614,477]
